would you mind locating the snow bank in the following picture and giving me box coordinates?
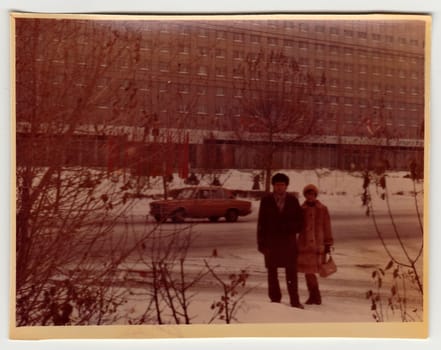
[128,169,423,217]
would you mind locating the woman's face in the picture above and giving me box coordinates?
[305,190,317,202]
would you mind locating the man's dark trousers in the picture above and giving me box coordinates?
[267,262,299,304]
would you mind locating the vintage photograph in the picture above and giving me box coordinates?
[11,12,429,338]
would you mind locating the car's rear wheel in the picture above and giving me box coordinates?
[172,208,186,223]
[225,209,239,222]
[209,216,219,222]
[154,214,163,222]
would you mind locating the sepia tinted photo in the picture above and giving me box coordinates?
[11,13,430,339]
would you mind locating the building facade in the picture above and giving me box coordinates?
[15,16,426,172]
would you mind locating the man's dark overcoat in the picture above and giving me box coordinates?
[257,193,303,268]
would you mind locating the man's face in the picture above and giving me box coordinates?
[273,182,288,195]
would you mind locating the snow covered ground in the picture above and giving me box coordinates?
[8,167,425,346]
[121,169,424,325]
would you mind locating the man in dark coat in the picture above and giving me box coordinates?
[257,173,304,309]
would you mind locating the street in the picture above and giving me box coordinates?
[111,200,423,260]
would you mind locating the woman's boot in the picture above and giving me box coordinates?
[314,287,322,305]
[305,273,321,305]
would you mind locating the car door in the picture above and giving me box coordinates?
[189,188,211,218]
[210,188,230,217]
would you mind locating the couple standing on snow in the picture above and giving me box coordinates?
[257,172,334,309]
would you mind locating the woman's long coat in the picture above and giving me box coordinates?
[257,194,303,268]
[297,200,334,274]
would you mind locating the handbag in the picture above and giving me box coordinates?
[319,254,337,277]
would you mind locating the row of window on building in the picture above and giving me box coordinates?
[147,61,422,78]
[88,92,421,113]
[141,21,422,47]
[80,77,420,99]
[71,50,422,78]
[135,40,422,65]
[90,100,422,136]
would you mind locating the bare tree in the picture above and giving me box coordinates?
[230,49,326,191]
[14,17,165,326]
[362,160,424,321]
[348,88,424,322]
[127,224,211,325]
[204,261,252,324]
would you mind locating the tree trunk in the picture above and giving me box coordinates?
[264,145,274,192]
[162,175,168,200]
[264,167,272,193]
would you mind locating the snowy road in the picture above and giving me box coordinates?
[112,197,422,259]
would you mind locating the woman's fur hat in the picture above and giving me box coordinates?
[303,184,319,197]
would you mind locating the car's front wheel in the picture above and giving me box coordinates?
[225,209,239,222]
[172,208,186,223]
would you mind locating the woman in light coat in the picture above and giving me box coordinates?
[297,184,334,305]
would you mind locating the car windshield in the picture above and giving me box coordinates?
[176,188,195,199]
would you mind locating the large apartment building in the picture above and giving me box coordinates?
[15,16,426,171]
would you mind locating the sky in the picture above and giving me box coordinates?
[2,1,441,350]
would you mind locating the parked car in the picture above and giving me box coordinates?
[149,186,252,223]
